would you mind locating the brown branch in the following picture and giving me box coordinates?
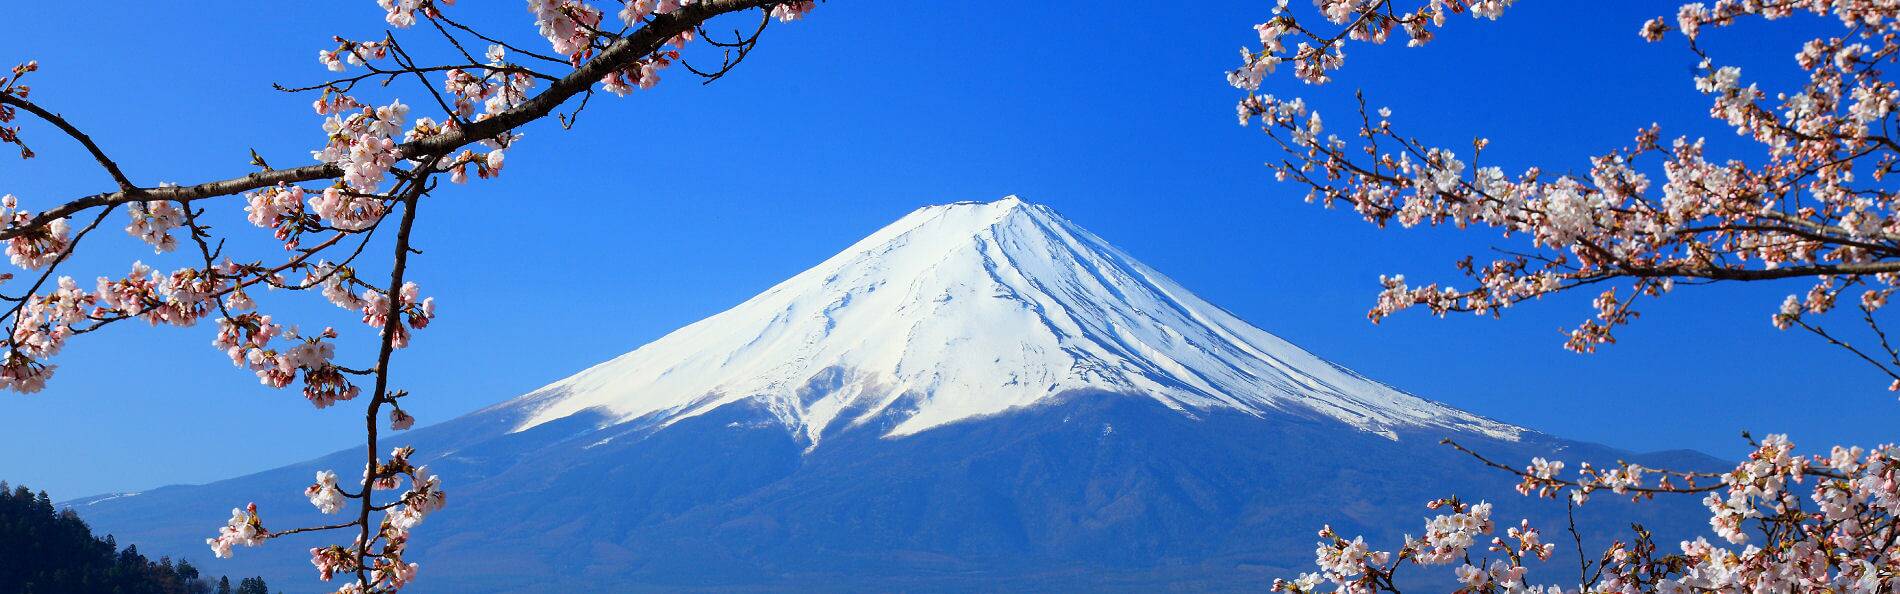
[0,165,342,242]
[0,0,780,243]
[1791,317,1900,383]
[0,94,136,191]
[268,520,361,538]
[1440,439,1731,496]
[428,13,570,65]
[1614,260,1900,281]
[352,167,429,586]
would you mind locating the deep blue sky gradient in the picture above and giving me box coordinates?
[1,1,1892,497]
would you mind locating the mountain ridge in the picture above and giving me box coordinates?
[501,196,1519,446]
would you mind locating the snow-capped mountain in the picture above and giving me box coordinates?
[506,196,1516,444]
[69,197,1715,593]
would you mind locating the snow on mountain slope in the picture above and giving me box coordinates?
[505,196,1520,445]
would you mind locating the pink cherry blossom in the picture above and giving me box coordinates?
[1,1,819,591]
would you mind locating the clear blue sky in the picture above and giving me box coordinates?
[1,1,1892,498]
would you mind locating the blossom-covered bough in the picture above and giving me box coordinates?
[1232,0,1899,592]
[0,0,815,591]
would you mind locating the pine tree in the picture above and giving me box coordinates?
[234,576,270,594]
[0,480,250,594]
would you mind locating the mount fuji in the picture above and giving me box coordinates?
[69,197,1716,592]
[510,195,1518,445]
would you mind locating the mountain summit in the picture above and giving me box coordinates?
[506,196,1517,445]
[72,197,1711,593]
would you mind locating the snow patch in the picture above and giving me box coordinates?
[504,196,1521,443]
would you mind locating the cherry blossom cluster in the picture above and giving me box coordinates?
[1508,450,1720,507]
[529,0,605,61]
[313,99,409,193]
[312,93,366,119]
[245,184,313,245]
[0,62,38,159]
[379,0,449,28]
[1228,0,1512,91]
[1277,435,1898,592]
[213,315,362,408]
[303,263,436,349]
[769,1,814,22]
[355,446,443,591]
[599,52,674,96]
[356,280,436,349]
[94,262,223,326]
[598,1,702,95]
[206,503,268,560]
[307,470,347,514]
[124,199,184,253]
[440,47,536,122]
[0,271,84,392]
[319,38,390,73]
[11,275,87,359]
[4,258,260,392]
[2,238,419,406]
[4,197,69,270]
[617,0,692,25]
[1274,497,1556,593]
[0,351,52,393]
[223,448,447,592]
[1234,0,1900,389]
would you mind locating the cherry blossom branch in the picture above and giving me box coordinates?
[1441,439,1731,499]
[0,165,340,241]
[1234,0,1900,387]
[273,63,561,95]
[1240,2,1900,591]
[1276,434,1897,593]
[352,166,425,586]
[0,93,135,191]
[681,11,771,84]
[7,1,821,592]
[1791,316,1900,384]
[428,12,569,65]
[0,0,793,243]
